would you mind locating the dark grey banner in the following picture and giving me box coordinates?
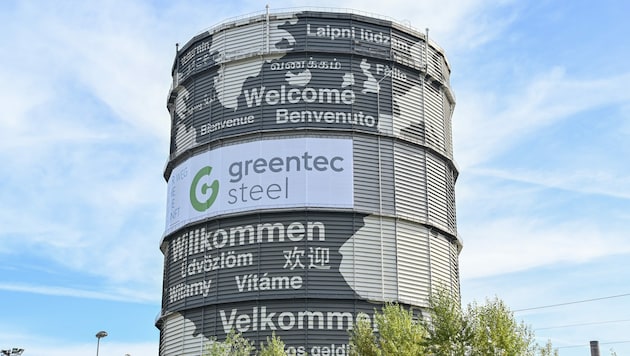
[162,211,368,313]
[164,298,423,356]
[172,54,394,152]
[169,13,432,155]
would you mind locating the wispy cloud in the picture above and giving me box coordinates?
[277,0,518,51]
[459,216,630,279]
[0,282,158,303]
[0,1,172,300]
[1,2,173,140]
[453,64,630,281]
[454,68,630,169]
[469,167,630,200]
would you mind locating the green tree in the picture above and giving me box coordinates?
[349,313,381,356]
[259,332,289,356]
[422,289,472,356]
[535,339,559,356]
[204,329,254,356]
[467,297,534,356]
[350,293,558,356]
[377,303,426,355]
[203,296,559,356]
[349,303,426,356]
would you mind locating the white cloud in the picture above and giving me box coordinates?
[1,1,173,141]
[0,282,156,303]
[470,167,630,200]
[453,68,630,169]
[456,166,630,280]
[0,1,178,306]
[452,65,630,280]
[0,132,165,277]
[459,216,630,279]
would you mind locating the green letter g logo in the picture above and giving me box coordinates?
[190,166,219,212]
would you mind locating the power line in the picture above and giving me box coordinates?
[513,293,630,312]
[534,319,630,331]
[557,340,630,349]
[601,341,630,346]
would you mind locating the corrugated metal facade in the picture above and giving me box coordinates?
[160,9,459,355]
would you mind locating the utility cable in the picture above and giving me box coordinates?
[534,319,630,330]
[557,340,630,349]
[513,293,630,312]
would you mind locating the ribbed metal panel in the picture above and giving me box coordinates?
[442,90,454,158]
[446,165,457,233]
[427,50,443,83]
[352,135,378,211]
[391,28,425,71]
[302,18,354,53]
[381,216,398,300]
[424,80,446,154]
[429,231,452,294]
[352,23,391,59]
[160,314,202,356]
[354,135,386,214]
[215,61,254,110]
[396,219,430,306]
[441,55,451,86]
[172,84,196,157]
[378,137,396,214]
[211,21,264,62]
[345,214,387,300]
[392,65,424,145]
[394,140,428,222]
[426,152,449,232]
[450,239,460,296]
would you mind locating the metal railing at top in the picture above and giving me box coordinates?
[190,6,427,43]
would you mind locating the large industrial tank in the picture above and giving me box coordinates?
[158,8,459,355]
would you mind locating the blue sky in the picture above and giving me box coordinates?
[1,1,629,355]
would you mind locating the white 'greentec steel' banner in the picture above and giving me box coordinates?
[165,137,354,234]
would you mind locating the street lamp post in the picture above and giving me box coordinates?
[95,330,108,356]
